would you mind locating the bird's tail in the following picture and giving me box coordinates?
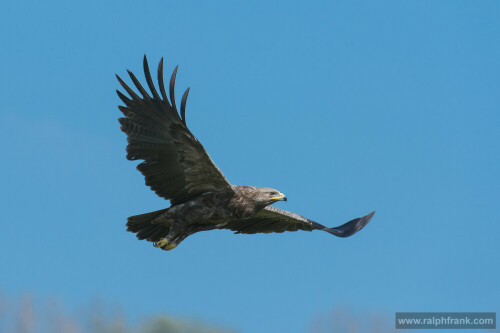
[126,208,170,242]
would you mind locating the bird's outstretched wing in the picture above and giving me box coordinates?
[224,206,375,237]
[117,56,233,204]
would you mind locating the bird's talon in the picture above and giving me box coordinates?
[154,238,169,249]
[153,238,177,251]
[163,242,177,251]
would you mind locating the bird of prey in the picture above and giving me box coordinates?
[117,56,375,251]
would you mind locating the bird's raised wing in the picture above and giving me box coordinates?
[117,56,233,204]
[224,206,375,237]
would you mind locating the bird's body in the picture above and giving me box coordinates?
[117,56,375,251]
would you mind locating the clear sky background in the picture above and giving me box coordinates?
[1,1,499,332]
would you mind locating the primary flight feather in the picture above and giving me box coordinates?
[117,56,375,251]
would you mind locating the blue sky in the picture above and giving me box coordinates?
[1,1,499,332]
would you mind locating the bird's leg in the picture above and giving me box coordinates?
[155,224,215,251]
[154,221,185,251]
[172,225,215,248]
[154,231,179,251]
[170,233,190,248]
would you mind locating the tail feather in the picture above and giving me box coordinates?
[126,208,170,242]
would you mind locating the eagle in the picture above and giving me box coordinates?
[117,56,375,251]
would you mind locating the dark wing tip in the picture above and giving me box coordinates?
[157,57,169,104]
[324,211,375,238]
[143,55,160,100]
[116,73,141,100]
[180,87,190,125]
[116,73,124,84]
[127,69,150,99]
[169,65,179,111]
[116,89,132,106]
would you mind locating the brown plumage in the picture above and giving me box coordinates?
[117,56,375,251]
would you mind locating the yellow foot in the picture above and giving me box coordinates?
[163,242,177,251]
[154,238,177,251]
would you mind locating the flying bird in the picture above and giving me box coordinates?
[117,56,375,251]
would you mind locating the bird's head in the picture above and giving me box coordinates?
[254,187,287,206]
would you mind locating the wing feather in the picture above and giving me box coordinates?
[157,58,169,104]
[224,206,375,237]
[143,55,161,100]
[127,70,151,99]
[117,56,233,204]
[180,87,190,125]
[169,65,179,111]
[116,74,141,101]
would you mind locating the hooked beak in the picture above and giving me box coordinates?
[271,192,287,202]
